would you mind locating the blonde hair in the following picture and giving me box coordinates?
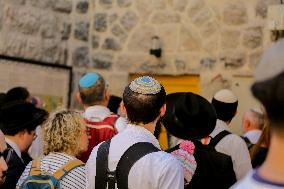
[43,109,85,156]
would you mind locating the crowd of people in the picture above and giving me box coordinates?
[0,39,283,189]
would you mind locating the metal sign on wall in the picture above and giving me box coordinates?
[0,55,72,112]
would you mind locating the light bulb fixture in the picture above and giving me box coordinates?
[150,36,162,58]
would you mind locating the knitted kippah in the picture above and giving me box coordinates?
[79,72,99,88]
[213,89,237,103]
[171,141,197,183]
[129,76,161,94]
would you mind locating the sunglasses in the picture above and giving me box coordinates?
[0,148,13,164]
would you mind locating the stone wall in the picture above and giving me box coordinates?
[0,0,281,107]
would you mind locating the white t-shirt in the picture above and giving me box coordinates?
[231,170,284,189]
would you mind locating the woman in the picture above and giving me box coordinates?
[16,110,88,189]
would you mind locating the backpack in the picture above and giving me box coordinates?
[80,114,119,162]
[95,140,160,189]
[19,158,84,189]
[168,130,236,189]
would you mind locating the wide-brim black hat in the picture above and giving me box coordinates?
[0,101,48,134]
[162,92,217,140]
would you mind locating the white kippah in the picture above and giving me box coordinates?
[255,39,284,82]
[213,89,237,103]
[129,76,161,94]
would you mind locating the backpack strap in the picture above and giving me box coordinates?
[53,159,84,180]
[29,158,42,176]
[242,136,254,149]
[116,142,160,189]
[209,130,231,148]
[95,140,112,189]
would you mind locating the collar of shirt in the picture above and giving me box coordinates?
[210,119,230,138]
[243,130,262,144]
[84,105,111,121]
[5,137,21,158]
[123,124,161,150]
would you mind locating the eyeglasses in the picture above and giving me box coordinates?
[0,148,12,163]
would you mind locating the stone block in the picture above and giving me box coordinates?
[200,20,218,38]
[192,8,213,27]
[220,51,246,68]
[27,0,53,8]
[221,30,241,49]
[158,25,178,52]
[109,13,118,25]
[255,0,279,18]
[135,0,153,22]
[40,15,59,39]
[151,11,181,24]
[92,35,100,49]
[243,27,263,49]
[249,51,263,69]
[120,11,139,31]
[53,0,72,14]
[127,25,156,52]
[99,0,113,8]
[200,57,216,69]
[73,46,90,67]
[74,21,90,42]
[117,0,132,7]
[76,1,89,14]
[152,0,166,10]
[111,24,127,41]
[178,26,201,51]
[187,0,205,18]
[115,54,145,72]
[92,53,113,69]
[3,0,25,5]
[102,38,121,51]
[174,0,188,12]
[223,1,247,25]
[61,22,71,40]
[94,13,107,32]
[40,39,62,64]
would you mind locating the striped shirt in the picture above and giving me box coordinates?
[16,152,86,189]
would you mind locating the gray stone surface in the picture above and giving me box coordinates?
[94,13,107,32]
[243,27,263,49]
[152,0,166,9]
[61,22,71,40]
[221,30,241,49]
[73,46,90,67]
[41,40,62,64]
[223,1,247,25]
[135,0,153,22]
[53,0,72,14]
[4,0,25,5]
[102,38,121,50]
[92,53,113,69]
[220,51,246,68]
[92,35,100,49]
[76,1,89,13]
[74,21,89,41]
[152,11,181,24]
[111,24,127,41]
[175,59,186,71]
[117,0,132,7]
[99,0,113,8]
[120,11,138,31]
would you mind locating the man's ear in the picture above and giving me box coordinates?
[104,88,110,103]
[119,101,127,117]
[159,104,166,117]
[76,92,83,104]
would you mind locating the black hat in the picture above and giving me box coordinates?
[162,92,217,140]
[0,101,48,135]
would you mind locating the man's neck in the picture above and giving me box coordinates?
[133,121,157,134]
[84,101,108,110]
[259,134,284,183]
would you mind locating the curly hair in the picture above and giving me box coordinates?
[43,109,85,156]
